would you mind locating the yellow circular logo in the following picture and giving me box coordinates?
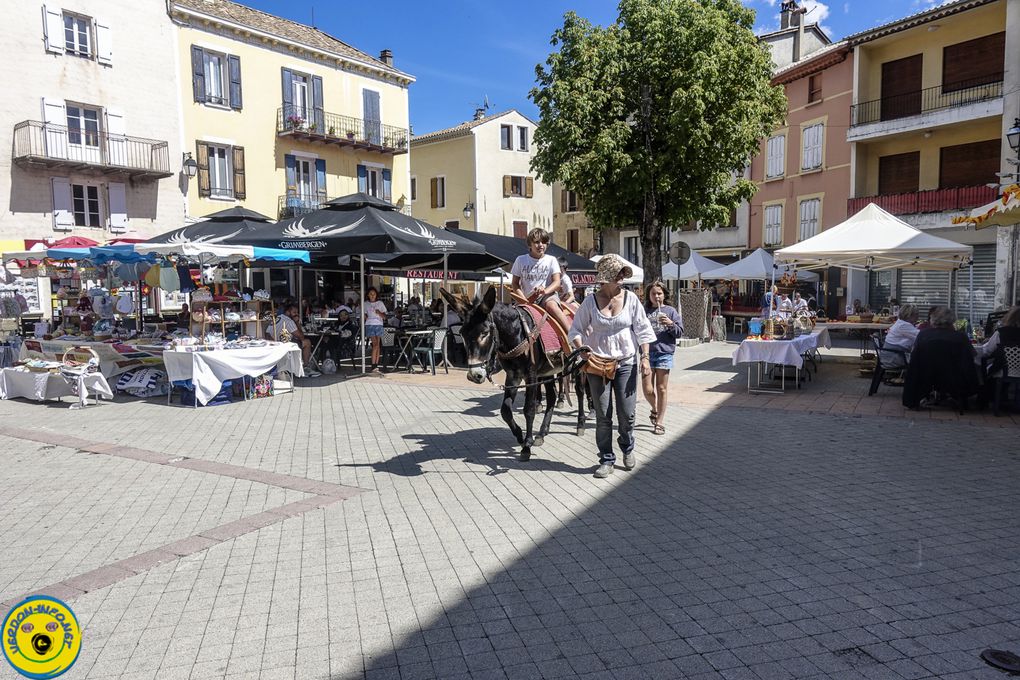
[2,596,82,679]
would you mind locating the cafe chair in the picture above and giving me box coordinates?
[380,327,398,368]
[869,334,907,396]
[993,345,1020,416]
[732,317,744,335]
[414,327,448,375]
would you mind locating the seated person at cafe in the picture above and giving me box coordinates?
[903,306,978,409]
[266,304,319,376]
[916,305,940,330]
[884,304,920,352]
[332,308,359,361]
[977,305,1020,378]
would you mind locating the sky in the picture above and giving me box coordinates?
[242,0,953,135]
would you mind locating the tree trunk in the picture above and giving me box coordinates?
[640,216,661,288]
[639,83,661,288]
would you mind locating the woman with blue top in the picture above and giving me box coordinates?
[641,281,683,435]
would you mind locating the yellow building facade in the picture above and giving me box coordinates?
[169,0,413,223]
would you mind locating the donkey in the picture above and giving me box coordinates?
[441,286,588,461]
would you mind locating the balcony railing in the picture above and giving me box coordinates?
[12,120,172,178]
[847,185,998,216]
[278,192,326,220]
[850,76,1003,127]
[276,106,409,155]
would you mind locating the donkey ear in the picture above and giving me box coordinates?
[439,287,466,315]
[480,285,497,314]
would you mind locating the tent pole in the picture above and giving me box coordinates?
[298,265,303,325]
[968,262,974,333]
[442,253,448,326]
[360,257,366,375]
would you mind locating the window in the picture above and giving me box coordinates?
[430,177,446,208]
[192,47,242,109]
[624,236,640,265]
[764,205,783,246]
[567,229,579,253]
[562,189,579,213]
[504,175,534,198]
[801,124,823,171]
[208,145,232,199]
[63,13,90,57]
[517,126,528,151]
[799,198,820,240]
[410,176,417,202]
[942,32,1005,92]
[203,51,227,106]
[808,74,822,103]
[500,124,513,150]
[292,73,309,119]
[66,105,100,148]
[766,135,785,178]
[71,184,101,227]
[357,164,391,201]
[445,220,460,229]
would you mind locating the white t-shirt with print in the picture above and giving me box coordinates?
[363,300,387,327]
[266,314,297,340]
[511,253,560,297]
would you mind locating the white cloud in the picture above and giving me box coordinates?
[843,2,850,13]
[800,0,833,36]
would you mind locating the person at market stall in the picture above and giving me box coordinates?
[175,303,190,331]
[569,254,656,479]
[511,228,573,336]
[266,304,319,377]
[640,280,683,436]
[792,292,808,314]
[363,287,387,371]
[761,285,778,317]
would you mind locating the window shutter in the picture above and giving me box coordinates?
[314,158,326,200]
[51,177,74,231]
[41,97,67,159]
[357,165,368,194]
[525,177,534,198]
[227,55,242,110]
[285,154,297,195]
[105,109,126,166]
[196,142,210,197]
[281,68,293,117]
[191,46,205,103]
[382,169,392,202]
[311,75,324,131]
[232,146,245,199]
[560,190,568,213]
[42,5,63,54]
[108,182,127,232]
[503,175,511,197]
[430,177,438,208]
[95,19,112,65]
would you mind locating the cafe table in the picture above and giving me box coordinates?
[732,328,832,394]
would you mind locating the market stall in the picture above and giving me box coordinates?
[732,327,832,394]
[163,341,303,406]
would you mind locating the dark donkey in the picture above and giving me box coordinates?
[441,286,588,461]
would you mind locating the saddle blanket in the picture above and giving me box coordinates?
[521,305,570,354]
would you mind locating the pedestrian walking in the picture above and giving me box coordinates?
[568,254,655,479]
[641,280,683,435]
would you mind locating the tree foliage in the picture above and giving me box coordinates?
[530,0,786,283]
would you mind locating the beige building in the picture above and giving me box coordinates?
[0,0,183,245]
[410,110,553,237]
[552,183,596,256]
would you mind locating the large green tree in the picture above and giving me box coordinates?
[530,0,786,285]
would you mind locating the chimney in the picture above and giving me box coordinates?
[473,107,486,121]
[379,49,393,67]
[780,0,800,30]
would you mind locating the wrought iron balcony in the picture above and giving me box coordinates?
[847,185,998,216]
[276,106,409,155]
[12,120,172,178]
[278,192,326,220]
[850,76,1003,127]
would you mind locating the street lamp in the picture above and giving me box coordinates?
[462,201,474,220]
[1007,117,1020,154]
[182,152,198,178]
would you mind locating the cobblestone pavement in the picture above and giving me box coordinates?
[0,365,1018,679]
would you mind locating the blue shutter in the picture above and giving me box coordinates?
[357,164,367,193]
[382,169,392,202]
[285,154,297,203]
[362,90,381,145]
[311,76,324,132]
[315,158,326,203]
[191,46,205,103]
[281,68,293,121]
[227,55,242,110]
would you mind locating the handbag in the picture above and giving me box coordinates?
[582,353,618,380]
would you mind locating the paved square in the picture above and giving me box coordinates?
[1,366,1018,679]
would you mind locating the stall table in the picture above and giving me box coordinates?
[162,343,303,406]
[20,338,164,378]
[818,321,893,357]
[732,328,832,394]
[0,367,112,405]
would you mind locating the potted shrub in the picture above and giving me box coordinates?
[328,125,336,136]
[346,131,356,140]
[286,114,304,130]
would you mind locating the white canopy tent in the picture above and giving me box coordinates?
[661,251,724,282]
[709,247,818,282]
[590,254,643,285]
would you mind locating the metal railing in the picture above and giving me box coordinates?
[278,192,326,219]
[847,185,998,216]
[850,76,1003,127]
[12,120,172,177]
[276,106,409,153]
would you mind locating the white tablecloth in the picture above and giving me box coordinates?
[731,328,832,369]
[162,344,304,405]
[0,368,113,403]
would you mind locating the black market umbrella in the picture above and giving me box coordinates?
[145,207,274,245]
[455,230,598,285]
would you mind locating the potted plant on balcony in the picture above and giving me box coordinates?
[286,114,304,130]
[346,131,356,141]
[328,125,336,137]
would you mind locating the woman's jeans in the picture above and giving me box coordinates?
[586,361,637,465]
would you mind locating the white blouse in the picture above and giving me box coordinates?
[568,290,656,362]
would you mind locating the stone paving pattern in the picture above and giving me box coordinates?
[0,339,1018,679]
